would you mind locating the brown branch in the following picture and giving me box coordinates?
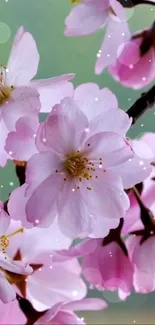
[126,85,155,124]
[117,0,155,7]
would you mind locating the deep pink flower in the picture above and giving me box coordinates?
[52,238,133,300]
[35,298,107,325]
[65,0,130,74]
[127,235,155,293]
[2,219,86,311]
[0,205,32,303]
[109,24,155,89]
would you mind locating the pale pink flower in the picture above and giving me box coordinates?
[109,24,155,89]
[23,95,135,238]
[35,298,107,325]
[0,26,74,166]
[7,26,74,112]
[8,85,153,238]
[65,0,130,74]
[0,204,32,303]
[2,219,86,311]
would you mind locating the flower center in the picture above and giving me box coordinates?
[63,152,88,178]
[0,227,24,254]
[71,0,81,3]
[0,65,14,105]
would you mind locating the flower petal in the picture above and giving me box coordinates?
[6,27,39,86]
[30,74,74,113]
[74,83,118,121]
[65,4,108,36]
[64,298,107,311]
[95,18,130,74]
[2,86,40,131]
[0,209,10,237]
[5,116,38,161]
[0,273,16,303]
[26,174,63,227]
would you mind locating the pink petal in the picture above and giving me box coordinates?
[74,83,118,121]
[26,174,63,227]
[0,299,26,324]
[0,118,9,167]
[26,152,61,189]
[39,113,76,157]
[0,253,32,275]
[58,180,93,238]
[2,86,41,131]
[27,260,87,311]
[0,273,16,303]
[65,4,108,36]
[88,109,132,136]
[30,74,75,113]
[6,28,39,86]
[64,298,107,311]
[95,18,130,74]
[5,116,38,161]
[8,184,33,228]
[109,37,155,89]
[84,132,133,167]
[112,154,152,189]
[81,170,130,223]
[0,209,10,237]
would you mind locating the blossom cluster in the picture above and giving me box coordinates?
[0,0,155,324]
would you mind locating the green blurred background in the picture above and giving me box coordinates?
[0,0,155,323]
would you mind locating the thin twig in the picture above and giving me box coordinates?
[126,85,155,124]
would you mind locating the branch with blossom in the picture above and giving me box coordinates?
[0,0,155,323]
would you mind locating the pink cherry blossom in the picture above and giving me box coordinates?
[23,95,135,238]
[6,26,74,112]
[0,204,33,303]
[52,238,133,300]
[109,24,155,89]
[3,219,86,311]
[81,239,133,300]
[35,298,107,325]
[65,0,130,74]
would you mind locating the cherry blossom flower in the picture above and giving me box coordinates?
[1,219,86,311]
[23,96,134,238]
[0,204,33,303]
[109,23,155,89]
[0,26,74,167]
[51,238,133,300]
[35,298,107,325]
[65,0,130,74]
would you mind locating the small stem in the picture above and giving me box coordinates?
[132,186,155,228]
[126,85,155,124]
[117,0,155,7]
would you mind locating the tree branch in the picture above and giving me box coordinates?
[126,85,155,124]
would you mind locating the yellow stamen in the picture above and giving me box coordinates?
[7,227,24,238]
[71,0,81,3]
